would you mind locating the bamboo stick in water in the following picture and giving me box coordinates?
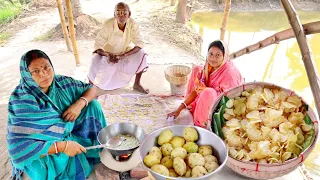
[65,0,80,65]
[281,0,320,116]
[56,0,72,52]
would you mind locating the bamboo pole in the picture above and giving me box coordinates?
[220,0,231,41]
[65,0,80,65]
[56,0,72,52]
[281,0,320,115]
[229,21,320,60]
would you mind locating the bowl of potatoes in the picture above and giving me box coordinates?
[140,125,228,179]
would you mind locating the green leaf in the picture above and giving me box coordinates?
[217,97,225,111]
[217,96,229,110]
[304,114,312,125]
[303,128,315,151]
[219,104,226,126]
[212,115,219,135]
[304,104,309,111]
[214,113,224,140]
[303,135,313,151]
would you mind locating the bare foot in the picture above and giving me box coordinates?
[133,84,149,94]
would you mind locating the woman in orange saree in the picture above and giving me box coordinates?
[168,40,243,127]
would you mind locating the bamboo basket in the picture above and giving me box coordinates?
[207,82,319,179]
[165,65,191,95]
[165,65,191,85]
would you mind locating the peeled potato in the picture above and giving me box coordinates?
[187,153,205,168]
[171,147,187,159]
[192,166,208,178]
[160,156,173,169]
[168,168,178,177]
[160,143,173,156]
[185,166,192,177]
[173,157,187,176]
[183,127,199,142]
[204,155,218,163]
[158,129,173,146]
[170,136,185,148]
[205,161,219,173]
[144,154,160,168]
[198,145,213,156]
[149,146,162,161]
[151,164,169,176]
[183,142,199,153]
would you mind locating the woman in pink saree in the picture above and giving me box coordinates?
[168,40,243,127]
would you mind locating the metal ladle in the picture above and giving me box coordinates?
[85,137,126,150]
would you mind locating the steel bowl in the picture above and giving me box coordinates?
[139,125,228,180]
[98,123,146,156]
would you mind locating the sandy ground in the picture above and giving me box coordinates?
[0,0,200,179]
[0,0,317,179]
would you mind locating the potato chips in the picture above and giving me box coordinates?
[223,87,315,164]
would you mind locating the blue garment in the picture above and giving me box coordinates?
[7,50,107,180]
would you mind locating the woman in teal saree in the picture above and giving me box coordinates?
[7,50,107,180]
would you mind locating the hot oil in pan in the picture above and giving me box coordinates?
[110,134,140,150]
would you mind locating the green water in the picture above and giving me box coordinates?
[191,11,320,177]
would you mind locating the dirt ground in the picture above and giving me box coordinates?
[0,0,318,179]
[0,0,201,179]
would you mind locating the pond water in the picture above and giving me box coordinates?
[191,10,320,177]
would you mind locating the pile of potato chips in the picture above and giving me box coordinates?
[222,86,315,164]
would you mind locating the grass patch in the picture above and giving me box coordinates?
[0,2,22,24]
[187,20,195,29]
[34,29,54,41]
[0,31,12,45]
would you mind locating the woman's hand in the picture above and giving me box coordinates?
[167,110,181,120]
[63,141,86,157]
[62,100,85,122]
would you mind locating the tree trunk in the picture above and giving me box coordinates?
[176,0,187,24]
[63,0,84,20]
[171,0,176,6]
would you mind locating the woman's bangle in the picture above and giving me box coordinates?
[80,97,88,107]
[63,141,69,153]
[54,142,58,154]
[181,102,187,109]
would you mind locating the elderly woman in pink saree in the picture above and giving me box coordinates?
[168,40,243,127]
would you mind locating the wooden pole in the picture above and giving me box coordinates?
[281,0,320,115]
[65,0,80,65]
[229,21,320,60]
[56,0,72,52]
[220,0,231,41]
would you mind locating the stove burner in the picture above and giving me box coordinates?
[113,154,132,162]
